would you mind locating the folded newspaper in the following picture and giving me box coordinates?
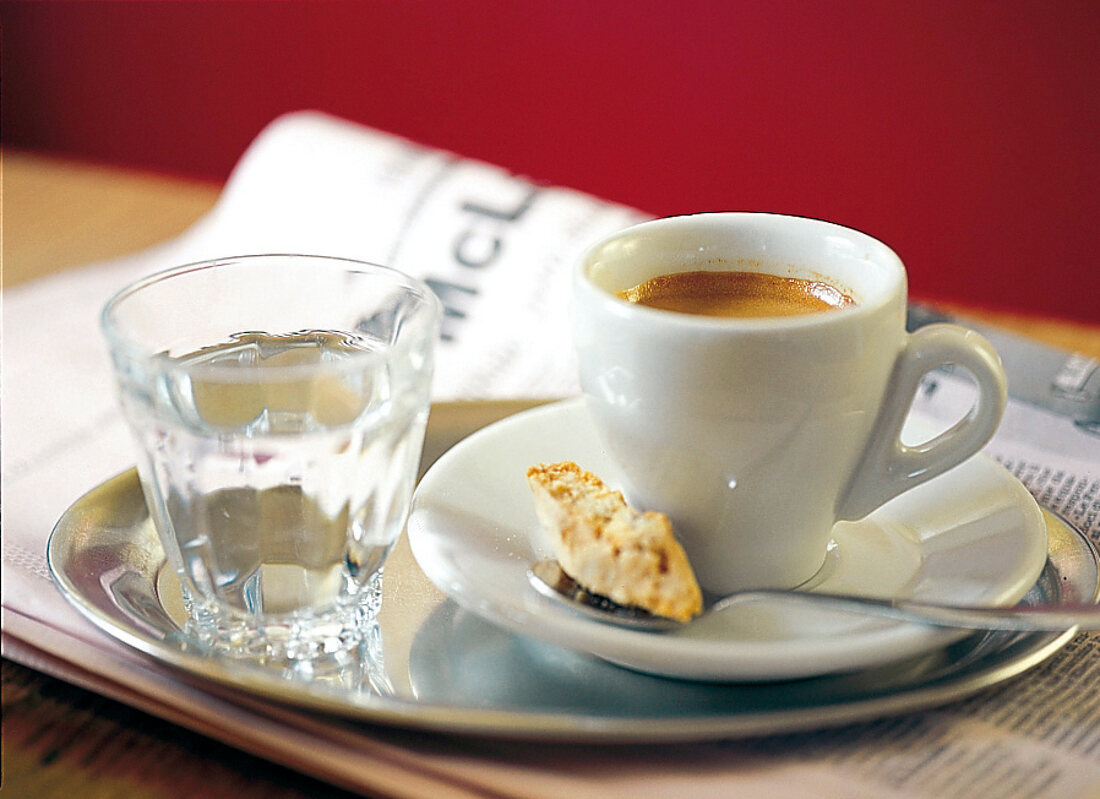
[4,111,1099,798]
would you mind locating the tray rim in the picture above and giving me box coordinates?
[45,399,1090,743]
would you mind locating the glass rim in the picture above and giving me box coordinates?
[101,253,442,377]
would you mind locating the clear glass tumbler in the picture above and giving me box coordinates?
[102,255,441,669]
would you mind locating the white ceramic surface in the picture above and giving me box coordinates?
[573,213,1008,594]
[407,399,1047,682]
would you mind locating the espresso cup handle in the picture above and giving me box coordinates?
[836,323,1007,521]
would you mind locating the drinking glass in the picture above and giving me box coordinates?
[102,254,441,668]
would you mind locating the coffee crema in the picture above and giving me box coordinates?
[617,270,856,318]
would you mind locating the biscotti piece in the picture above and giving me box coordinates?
[525,461,703,622]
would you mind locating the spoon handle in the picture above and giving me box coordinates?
[726,590,1100,632]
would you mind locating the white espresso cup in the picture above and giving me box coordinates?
[573,213,1008,595]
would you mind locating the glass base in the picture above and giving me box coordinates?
[182,571,384,676]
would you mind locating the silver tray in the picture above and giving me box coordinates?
[47,400,1099,743]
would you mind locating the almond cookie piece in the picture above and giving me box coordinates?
[525,462,703,622]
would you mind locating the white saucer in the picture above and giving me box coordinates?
[407,398,1048,681]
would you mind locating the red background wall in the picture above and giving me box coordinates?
[3,1,1097,324]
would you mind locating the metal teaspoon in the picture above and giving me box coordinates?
[527,558,1100,634]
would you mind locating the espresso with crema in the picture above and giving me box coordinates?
[617,270,855,318]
